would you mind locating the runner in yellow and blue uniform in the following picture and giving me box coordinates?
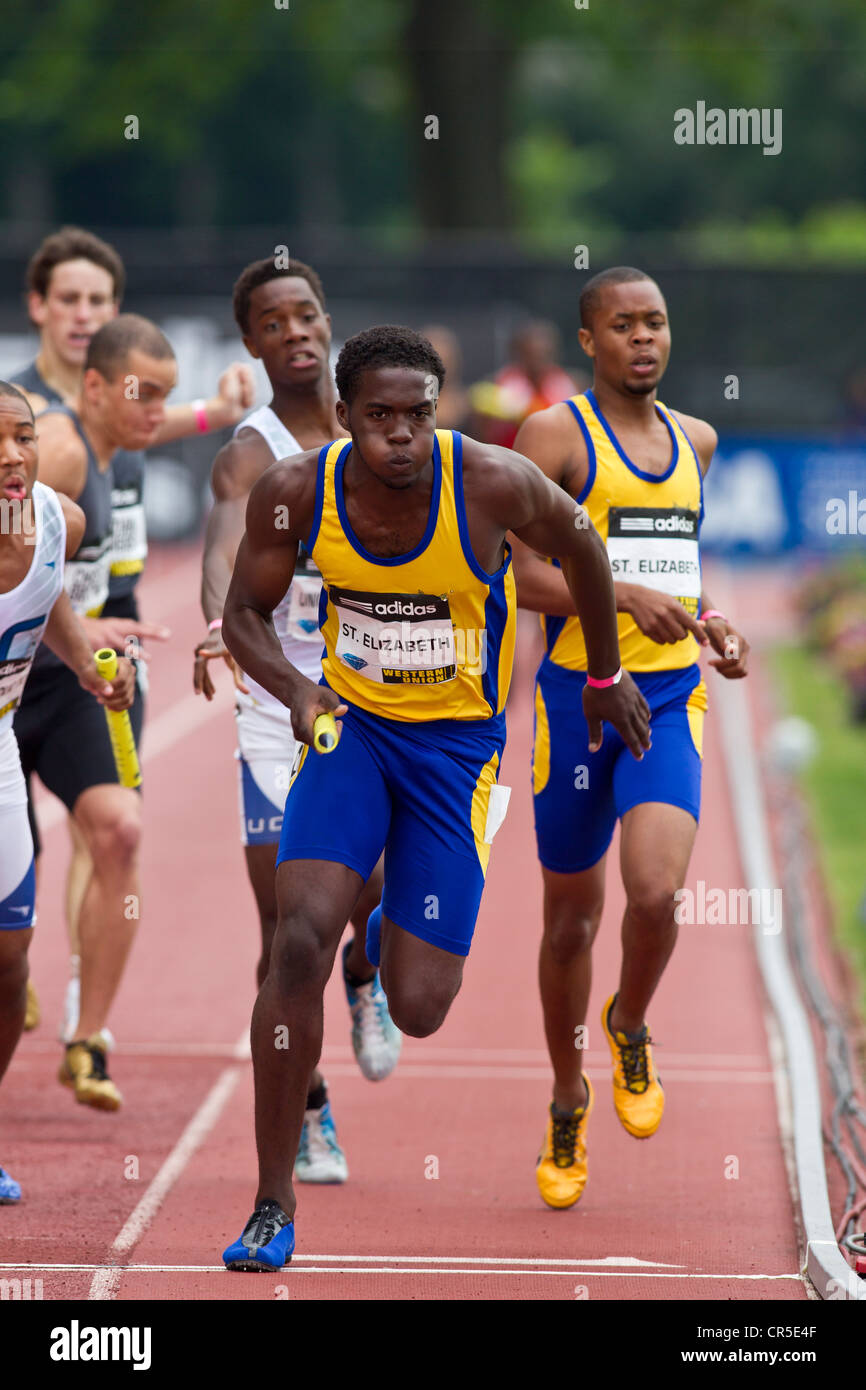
[512,268,750,1211]
[219,324,651,1270]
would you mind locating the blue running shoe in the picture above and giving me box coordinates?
[0,1167,21,1204]
[342,939,402,1082]
[223,1199,294,1272]
[295,1097,348,1184]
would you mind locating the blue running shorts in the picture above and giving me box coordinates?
[277,692,509,957]
[532,658,707,875]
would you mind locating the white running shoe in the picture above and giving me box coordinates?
[342,942,402,1082]
[294,1099,348,1184]
[59,958,115,1051]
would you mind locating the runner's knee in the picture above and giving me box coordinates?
[625,879,680,931]
[385,980,457,1038]
[543,898,603,964]
[0,943,29,998]
[83,807,141,871]
[268,912,331,993]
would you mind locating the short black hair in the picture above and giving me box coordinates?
[335,325,445,405]
[0,379,35,422]
[85,314,174,380]
[232,256,326,335]
[579,266,657,330]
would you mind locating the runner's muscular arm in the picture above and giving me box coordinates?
[510,405,587,615]
[42,592,135,710]
[58,493,85,557]
[671,411,749,678]
[194,432,275,698]
[151,363,256,446]
[223,456,345,744]
[477,443,650,757]
[33,412,87,501]
[201,433,275,623]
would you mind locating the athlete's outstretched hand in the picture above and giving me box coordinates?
[78,655,136,711]
[82,615,171,661]
[704,617,750,679]
[618,584,709,647]
[193,627,250,700]
[582,670,651,760]
[290,679,348,750]
[213,362,256,427]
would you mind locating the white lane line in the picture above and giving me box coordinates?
[87,1030,248,1302]
[17,1040,773,1071]
[714,576,866,1303]
[4,1262,803,1282]
[33,683,233,834]
[12,1050,772,1084]
[6,1254,685,1271]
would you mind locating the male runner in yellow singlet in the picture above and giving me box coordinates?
[512,267,749,1209]
[219,324,651,1269]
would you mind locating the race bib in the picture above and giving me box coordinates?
[286,575,322,642]
[330,586,457,685]
[606,506,701,615]
[65,538,112,618]
[0,624,45,721]
[110,498,148,576]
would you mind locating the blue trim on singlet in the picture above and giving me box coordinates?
[661,405,706,526]
[0,615,45,661]
[305,443,330,553]
[334,437,442,567]
[451,431,513,586]
[565,399,597,505]
[585,388,679,484]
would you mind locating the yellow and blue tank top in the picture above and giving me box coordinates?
[543,390,705,674]
[308,430,516,722]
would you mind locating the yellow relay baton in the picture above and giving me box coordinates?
[94,648,142,789]
[312,711,340,755]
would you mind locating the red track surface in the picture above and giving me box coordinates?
[1,548,808,1301]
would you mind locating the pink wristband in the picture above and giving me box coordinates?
[699,609,727,624]
[192,399,210,435]
[208,618,222,632]
[586,666,623,689]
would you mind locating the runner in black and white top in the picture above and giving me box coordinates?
[194,256,398,1185]
[14,316,176,1112]
[10,225,256,1042]
[0,381,134,1200]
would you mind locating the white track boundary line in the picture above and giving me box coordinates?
[6,1262,803,1282]
[87,1030,248,1301]
[715,575,866,1303]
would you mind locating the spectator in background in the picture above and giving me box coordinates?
[419,324,471,432]
[471,320,588,449]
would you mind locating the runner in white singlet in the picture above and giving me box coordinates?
[0,381,134,1201]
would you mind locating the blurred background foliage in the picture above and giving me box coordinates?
[1,0,865,263]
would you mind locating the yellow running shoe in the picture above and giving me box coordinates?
[23,977,40,1031]
[58,1035,122,1111]
[535,1076,594,1209]
[601,994,664,1139]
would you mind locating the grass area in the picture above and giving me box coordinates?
[771,644,866,1018]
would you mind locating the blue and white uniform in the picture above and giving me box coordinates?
[0,482,66,928]
[232,406,324,847]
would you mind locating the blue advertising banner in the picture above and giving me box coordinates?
[702,438,866,556]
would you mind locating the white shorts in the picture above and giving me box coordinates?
[0,730,36,929]
[234,694,302,848]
